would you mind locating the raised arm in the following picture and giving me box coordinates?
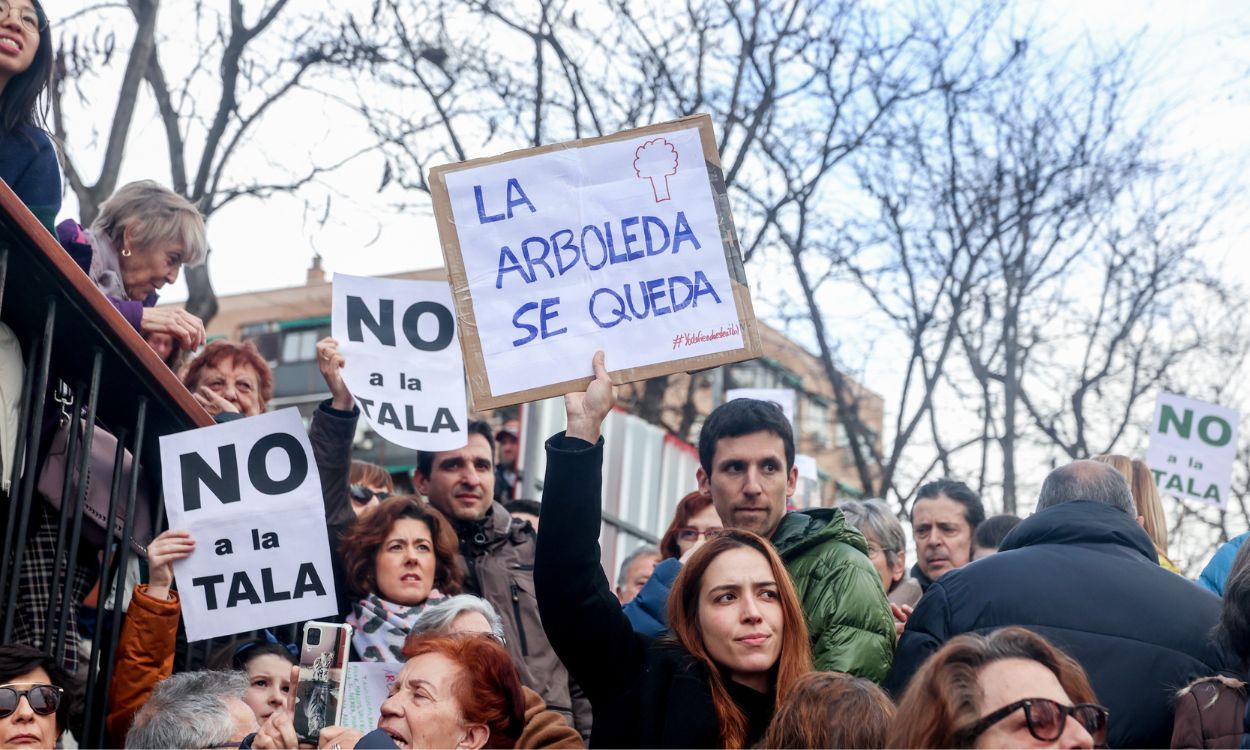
[534,352,646,706]
[105,530,194,745]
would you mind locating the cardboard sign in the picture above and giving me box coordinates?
[430,114,763,409]
[160,410,338,641]
[726,388,797,426]
[1145,392,1239,508]
[331,274,469,451]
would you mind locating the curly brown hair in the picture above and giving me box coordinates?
[339,496,464,599]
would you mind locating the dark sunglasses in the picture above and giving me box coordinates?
[0,684,62,718]
[962,697,1109,746]
[674,527,726,543]
[350,484,390,504]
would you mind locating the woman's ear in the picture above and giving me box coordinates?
[890,551,906,584]
[121,224,136,255]
[457,723,489,750]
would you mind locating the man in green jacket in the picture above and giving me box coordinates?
[622,392,896,680]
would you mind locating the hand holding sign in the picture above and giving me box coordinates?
[145,529,194,602]
[316,337,353,412]
[564,351,615,445]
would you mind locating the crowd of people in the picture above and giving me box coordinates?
[0,2,1247,748]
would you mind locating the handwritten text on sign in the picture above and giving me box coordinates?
[1146,392,1240,508]
[160,410,338,641]
[331,274,468,451]
[443,126,744,396]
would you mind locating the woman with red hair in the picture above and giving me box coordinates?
[625,490,725,637]
[182,339,273,419]
[266,634,527,750]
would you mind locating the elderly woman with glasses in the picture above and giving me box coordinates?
[0,643,80,749]
[838,499,923,609]
[890,627,1108,749]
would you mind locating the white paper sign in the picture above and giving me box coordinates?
[160,410,338,641]
[726,388,796,426]
[795,454,819,482]
[331,274,468,451]
[1146,392,1239,508]
[341,662,401,734]
[442,125,745,397]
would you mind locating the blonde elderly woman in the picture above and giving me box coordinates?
[56,180,208,351]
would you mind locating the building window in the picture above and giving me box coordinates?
[279,327,327,363]
[803,397,832,449]
[727,361,782,390]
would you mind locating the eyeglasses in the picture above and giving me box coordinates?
[674,527,725,543]
[961,698,1109,746]
[350,484,390,504]
[0,0,46,35]
[0,684,62,719]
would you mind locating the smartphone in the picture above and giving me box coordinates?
[292,621,352,744]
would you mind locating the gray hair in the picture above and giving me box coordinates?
[839,499,907,569]
[412,594,507,644]
[616,544,661,588]
[125,670,247,749]
[1036,460,1135,515]
[92,180,208,267]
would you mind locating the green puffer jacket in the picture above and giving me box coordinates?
[771,508,896,682]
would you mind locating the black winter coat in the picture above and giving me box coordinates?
[535,433,774,748]
[886,501,1232,749]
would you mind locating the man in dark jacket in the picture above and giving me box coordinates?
[623,395,896,680]
[886,460,1232,748]
[415,422,589,736]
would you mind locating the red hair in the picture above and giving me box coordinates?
[401,634,526,749]
[668,529,812,748]
[181,339,274,407]
[659,490,715,559]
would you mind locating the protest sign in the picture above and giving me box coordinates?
[1146,392,1239,508]
[331,274,468,451]
[430,114,763,409]
[726,388,797,426]
[160,409,338,641]
[341,662,401,734]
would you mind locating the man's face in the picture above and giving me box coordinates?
[616,552,660,604]
[911,495,973,580]
[698,431,796,540]
[416,434,496,522]
[497,435,518,466]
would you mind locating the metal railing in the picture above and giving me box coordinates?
[0,182,211,747]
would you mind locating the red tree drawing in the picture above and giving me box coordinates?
[633,138,679,202]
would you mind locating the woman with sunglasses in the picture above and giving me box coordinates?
[0,644,79,749]
[890,627,1108,749]
[349,460,393,516]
